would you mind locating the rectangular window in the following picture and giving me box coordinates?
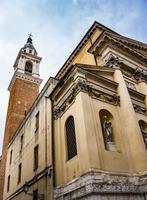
[34,145,39,171]
[18,163,22,184]
[20,134,24,152]
[33,189,38,200]
[7,175,10,192]
[9,150,13,165]
[35,112,39,133]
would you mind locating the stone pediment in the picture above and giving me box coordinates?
[108,33,147,56]
[89,32,147,65]
[76,63,115,81]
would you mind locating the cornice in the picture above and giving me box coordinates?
[55,22,147,80]
[53,79,120,120]
[89,32,147,65]
[55,21,119,80]
[8,71,43,91]
[109,33,147,51]
[101,55,147,83]
[13,50,42,69]
[21,51,42,62]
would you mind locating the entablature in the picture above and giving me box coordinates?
[52,64,120,120]
[88,31,147,67]
[128,88,145,107]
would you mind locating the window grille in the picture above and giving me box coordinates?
[65,116,77,160]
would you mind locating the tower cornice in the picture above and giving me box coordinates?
[8,70,42,91]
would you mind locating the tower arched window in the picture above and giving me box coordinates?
[99,109,116,151]
[139,120,147,149]
[65,116,77,160]
[25,61,33,74]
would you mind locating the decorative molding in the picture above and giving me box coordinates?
[104,56,147,84]
[89,32,147,66]
[133,104,147,115]
[56,21,120,80]
[132,67,147,82]
[54,170,147,199]
[8,71,42,91]
[88,87,120,105]
[105,54,122,68]
[53,80,120,120]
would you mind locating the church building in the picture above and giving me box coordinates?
[1,21,147,200]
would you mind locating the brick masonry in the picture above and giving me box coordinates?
[0,78,39,200]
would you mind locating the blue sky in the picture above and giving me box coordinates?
[0,0,147,153]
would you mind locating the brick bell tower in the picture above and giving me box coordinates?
[0,35,42,199]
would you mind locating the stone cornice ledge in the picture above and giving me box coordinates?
[54,169,147,199]
[53,79,120,120]
[8,71,42,91]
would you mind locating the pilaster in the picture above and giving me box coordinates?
[113,68,147,172]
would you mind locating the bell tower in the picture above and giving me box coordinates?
[0,35,42,200]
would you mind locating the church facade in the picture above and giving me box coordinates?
[1,22,147,200]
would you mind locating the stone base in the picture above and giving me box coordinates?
[54,169,147,200]
[106,142,116,151]
[80,194,147,200]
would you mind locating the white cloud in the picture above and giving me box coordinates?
[71,0,79,5]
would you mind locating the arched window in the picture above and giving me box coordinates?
[99,109,116,151]
[25,61,33,74]
[139,120,147,149]
[65,116,77,160]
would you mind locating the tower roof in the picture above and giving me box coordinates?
[22,34,37,54]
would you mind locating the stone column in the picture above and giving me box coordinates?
[113,68,147,172]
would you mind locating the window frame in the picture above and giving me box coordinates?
[20,134,24,153]
[9,150,13,165]
[7,175,10,192]
[65,116,77,161]
[35,112,39,133]
[33,189,38,200]
[18,163,22,184]
[34,145,39,171]
[25,61,33,74]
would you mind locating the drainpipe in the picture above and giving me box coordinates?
[45,94,56,199]
[51,97,55,187]
[45,97,48,199]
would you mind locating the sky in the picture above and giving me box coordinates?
[0,0,147,153]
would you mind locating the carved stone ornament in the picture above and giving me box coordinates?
[133,67,144,81]
[88,87,120,106]
[53,80,120,120]
[140,126,147,149]
[105,55,122,68]
[54,170,147,200]
[133,104,147,115]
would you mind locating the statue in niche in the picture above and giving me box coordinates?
[140,125,147,148]
[102,115,113,143]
